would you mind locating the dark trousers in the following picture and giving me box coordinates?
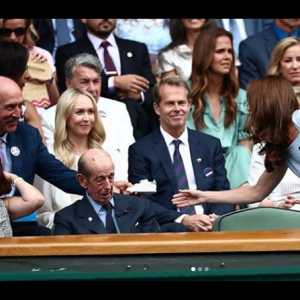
[11,221,51,236]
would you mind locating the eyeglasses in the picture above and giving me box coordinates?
[0,27,26,37]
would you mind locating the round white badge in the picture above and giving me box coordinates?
[10,146,20,156]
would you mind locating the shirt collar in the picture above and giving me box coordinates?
[273,22,299,41]
[160,126,189,146]
[87,32,117,51]
[0,133,8,144]
[86,191,115,214]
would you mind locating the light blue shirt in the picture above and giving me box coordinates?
[86,192,120,233]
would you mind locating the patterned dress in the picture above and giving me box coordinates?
[0,199,12,237]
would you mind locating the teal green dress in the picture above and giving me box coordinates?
[186,89,251,189]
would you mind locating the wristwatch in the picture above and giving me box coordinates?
[46,76,54,86]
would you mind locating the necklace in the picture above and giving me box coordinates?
[75,148,88,156]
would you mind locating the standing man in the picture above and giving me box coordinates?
[239,19,300,89]
[128,76,234,232]
[56,19,157,140]
[54,149,160,235]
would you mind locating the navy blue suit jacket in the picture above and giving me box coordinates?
[217,19,272,38]
[55,34,156,109]
[128,128,234,224]
[54,194,160,235]
[33,19,86,55]
[8,122,84,196]
[239,24,300,89]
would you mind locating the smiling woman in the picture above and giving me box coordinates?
[34,88,106,229]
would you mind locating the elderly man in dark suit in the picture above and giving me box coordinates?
[56,19,157,140]
[54,149,160,235]
[128,76,234,232]
[239,19,300,89]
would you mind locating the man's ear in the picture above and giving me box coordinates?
[77,173,87,189]
[153,102,160,116]
[66,78,71,88]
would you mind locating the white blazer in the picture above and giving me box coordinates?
[40,96,135,181]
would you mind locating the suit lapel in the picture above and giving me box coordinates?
[7,132,23,175]
[188,129,207,191]
[153,129,178,195]
[264,27,278,57]
[114,194,134,233]
[115,36,129,74]
[79,36,98,57]
[76,196,107,234]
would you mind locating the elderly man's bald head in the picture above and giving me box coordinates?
[0,76,23,136]
[78,149,114,177]
[0,76,22,101]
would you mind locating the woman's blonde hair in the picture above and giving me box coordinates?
[0,19,39,48]
[268,37,300,76]
[54,88,106,168]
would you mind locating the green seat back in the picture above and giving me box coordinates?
[212,207,300,231]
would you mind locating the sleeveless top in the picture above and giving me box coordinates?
[0,199,12,237]
[285,110,300,178]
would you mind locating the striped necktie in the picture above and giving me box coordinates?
[173,140,196,215]
[103,202,118,233]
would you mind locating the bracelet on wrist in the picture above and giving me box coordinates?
[275,201,283,208]
[11,177,23,187]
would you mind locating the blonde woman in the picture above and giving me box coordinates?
[35,88,106,229]
[0,19,60,110]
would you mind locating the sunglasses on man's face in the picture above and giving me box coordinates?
[0,27,26,37]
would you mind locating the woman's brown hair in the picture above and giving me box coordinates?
[190,27,239,130]
[0,160,11,196]
[245,75,299,172]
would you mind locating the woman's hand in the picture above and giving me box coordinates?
[30,51,47,63]
[172,189,205,207]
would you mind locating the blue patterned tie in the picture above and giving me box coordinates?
[173,140,196,215]
[56,19,70,46]
[103,202,117,233]
[229,19,242,56]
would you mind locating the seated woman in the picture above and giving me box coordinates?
[187,27,251,189]
[35,88,106,229]
[0,19,60,111]
[0,162,45,237]
[0,40,46,144]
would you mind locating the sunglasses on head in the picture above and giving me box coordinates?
[0,27,26,37]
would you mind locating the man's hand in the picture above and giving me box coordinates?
[181,214,213,232]
[114,74,149,94]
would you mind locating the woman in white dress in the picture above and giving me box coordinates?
[155,19,217,81]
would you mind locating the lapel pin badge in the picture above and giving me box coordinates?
[197,158,202,163]
[127,52,133,58]
[10,146,20,156]
[88,217,93,222]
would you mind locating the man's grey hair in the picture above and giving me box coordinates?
[65,53,103,79]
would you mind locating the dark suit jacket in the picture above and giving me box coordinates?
[55,34,156,108]
[239,24,300,89]
[33,19,86,55]
[217,19,273,38]
[54,194,160,235]
[8,122,84,196]
[128,128,234,224]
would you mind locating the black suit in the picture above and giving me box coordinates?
[55,34,158,139]
[54,194,160,235]
[33,19,86,55]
